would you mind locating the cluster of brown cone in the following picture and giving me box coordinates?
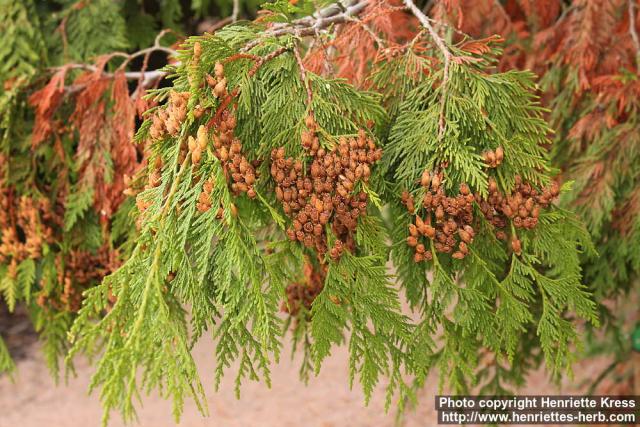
[149,91,189,140]
[478,176,560,254]
[272,115,381,261]
[405,168,561,260]
[404,170,476,262]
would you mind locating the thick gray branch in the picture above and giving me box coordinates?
[242,0,370,51]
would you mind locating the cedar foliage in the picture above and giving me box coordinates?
[427,0,640,396]
[0,0,636,423]
[0,0,234,376]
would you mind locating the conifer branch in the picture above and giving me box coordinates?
[402,0,451,61]
[402,0,452,139]
[2,0,615,418]
[242,0,370,51]
[56,33,178,72]
[65,65,169,84]
[344,14,386,48]
[291,0,369,28]
[293,44,313,106]
[55,41,179,95]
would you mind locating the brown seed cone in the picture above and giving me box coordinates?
[431,174,441,190]
[192,148,202,164]
[304,235,314,247]
[197,125,208,149]
[531,206,540,218]
[188,135,197,152]
[424,225,436,239]
[423,192,433,208]
[406,197,415,214]
[458,229,472,244]
[205,74,217,88]
[230,141,242,154]
[214,62,224,79]
[214,79,227,97]
[463,225,475,237]
[524,198,534,211]
[199,191,211,204]
[518,207,529,218]
[511,237,522,255]
[218,146,229,162]
[484,150,496,165]
[305,114,316,130]
[420,170,431,187]
[275,187,284,201]
[488,178,498,193]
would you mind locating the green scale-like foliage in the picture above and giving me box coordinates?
[383,45,597,393]
[72,26,596,424]
[541,64,640,378]
[52,0,129,62]
[0,0,46,146]
[0,0,46,84]
[60,5,599,425]
[69,26,412,423]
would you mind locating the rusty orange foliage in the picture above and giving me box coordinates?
[29,67,68,148]
[28,58,144,224]
[305,0,418,86]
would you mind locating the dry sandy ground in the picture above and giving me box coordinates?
[0,330,612,427]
